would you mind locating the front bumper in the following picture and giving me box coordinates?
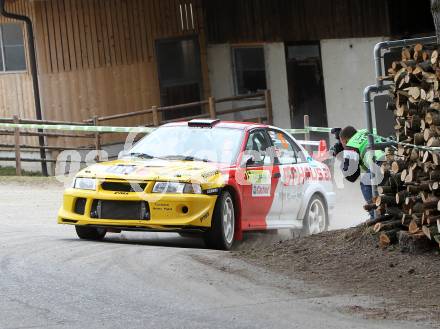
[58,188,217,231]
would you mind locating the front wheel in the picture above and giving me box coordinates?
[204,191,235,250]
[302,195,328,235]
[75,226,107,241]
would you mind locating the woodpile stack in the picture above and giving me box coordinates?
[367,43,440,252]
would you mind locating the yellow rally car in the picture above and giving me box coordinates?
[58,119,335,250]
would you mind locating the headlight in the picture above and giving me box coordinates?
[73,178,97,191]
[152,182,202,194]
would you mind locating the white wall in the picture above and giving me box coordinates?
[320,37,385,130]
[264,43,291,128]
[207,43,291,128]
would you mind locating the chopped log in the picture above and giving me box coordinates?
[402,48,412,61]
[410,149,419,161]
[431,50,439,65]
[425,112,440,125]
[386,207,404,217]
[423,198,440,210]
[365,214,394,227]
[430,169,440,180]
[423,150,431,163]
[427,136,440,147]
[413,44,423,62]
[425,214,440,225]
[422,225,439,240]
[391,160,406,173]
[398,230,434,253]
[401,214,413,226]
[379,229,400,248]
[424,129,435,142]
[386,101,396,112]
[409,219,421,234]
[378,185,394,194]
[364,203,377,212]
[373,220,403,233]
[434,235,440,248]
[405,195,421,205]
[406,183,430,193]
[396,190,410,205]
[376,195,397,207]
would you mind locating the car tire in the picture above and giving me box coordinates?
[302,195,328,236]
[75,226,107,240]
[204,191,235,250]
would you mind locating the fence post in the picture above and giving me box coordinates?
[13,115,22,176]
[303,114,311,154]
[264,90,273,125]
[93,116,101,162]
[152,106,159,126]
[208,97,216,119]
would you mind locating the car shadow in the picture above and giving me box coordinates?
[59,232,208,250]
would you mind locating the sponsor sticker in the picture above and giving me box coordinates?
[200,212,209,222]
[252,184,271,197]
[245,170,271,184]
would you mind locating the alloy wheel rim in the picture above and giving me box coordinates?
[308,199,326,234]
[222,197,235,244]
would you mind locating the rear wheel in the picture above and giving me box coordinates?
[302,195,328,235]
[75,226,107,241]
[204,191,235,250]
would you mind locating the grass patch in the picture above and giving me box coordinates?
[0,166,43,177]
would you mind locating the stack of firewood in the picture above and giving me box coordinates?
[366,43,440,252]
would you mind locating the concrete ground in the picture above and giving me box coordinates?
[0,177,432,329]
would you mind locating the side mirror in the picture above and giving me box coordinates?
[245,156,255,167]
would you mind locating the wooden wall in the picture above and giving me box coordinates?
[0,1,36,146]
[0,0,209,127]
[204,0,391,43]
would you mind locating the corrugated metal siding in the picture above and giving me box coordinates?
[204,0,391,43]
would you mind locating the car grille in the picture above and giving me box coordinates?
[91,200,150,220]
[101,181,147,192]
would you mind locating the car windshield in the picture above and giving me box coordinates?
[128,125,244,164]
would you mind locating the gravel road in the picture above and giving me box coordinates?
[0,177,433,329]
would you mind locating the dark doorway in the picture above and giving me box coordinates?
[155,36,203,121]
[285,43,328,137]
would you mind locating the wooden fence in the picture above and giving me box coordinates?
[0,90,272,176]
[83,90,272,125]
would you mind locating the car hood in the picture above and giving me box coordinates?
[76,158,229,185]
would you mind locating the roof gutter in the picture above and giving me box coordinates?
[0,0,47,175]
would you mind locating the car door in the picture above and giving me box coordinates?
[239,129,282,229]
[266,129,306,226]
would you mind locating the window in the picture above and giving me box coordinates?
[244,130,273,166]
[232,47,267,95]
[267,130,302,165]
[0,24,26,72]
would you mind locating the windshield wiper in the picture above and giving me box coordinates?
[162,155,210,162]
[127,152,157,159]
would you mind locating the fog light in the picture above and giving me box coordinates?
[182,206,189,214]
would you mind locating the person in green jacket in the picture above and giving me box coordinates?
[338,126,385,219]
